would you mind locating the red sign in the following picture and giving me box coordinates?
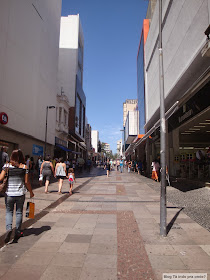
[0,112,8,125]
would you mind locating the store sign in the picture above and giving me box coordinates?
[55,137,67,148]
[0,112,8,125]
[32,144,43,156]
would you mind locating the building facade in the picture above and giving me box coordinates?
[91,130,99,154]
[136,0,210,179]
[123,99,138,127]
[0,0,62,159]
[58,14,87,160]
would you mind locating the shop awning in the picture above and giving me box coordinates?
[56,144,81,155]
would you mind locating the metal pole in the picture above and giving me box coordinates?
[159,0,167,237]
[44,106,48,158]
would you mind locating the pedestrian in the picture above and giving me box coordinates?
[0,149,34,243]
[0,146,9,172]
[55,157,67,194]
[137,160,143,175]
[25,155,32,170]
[104,159,111,177]
[67,167,75,195]
[128,161,131,173]
[40,156,55,194]
[30,156,35,182]
[151,159,160,182]
[64,158,70,171]
[119,157,124,173]
[117,159,120,171]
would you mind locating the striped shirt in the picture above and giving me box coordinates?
[3,163,28,196]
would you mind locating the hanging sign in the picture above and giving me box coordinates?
[0,112,8,125]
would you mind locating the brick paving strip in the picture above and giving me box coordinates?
[117,211,156,280]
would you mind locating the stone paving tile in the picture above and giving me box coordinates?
[200,245,210,256]
[13,251,56,266]
[148,255,186,270]
[28,241,62,252]
[68,228,95,235]
[91,234,117,245]
[0,264,46,280]
[95,223,117,229]
[93,228,117,236]
[145,244,178,256]
[40,266,82,280]
[0,264,11,278]
[50,252,86,267]
[74,222,97,229]
[58,242,90,254]
[65,234,92,243]
[83,254,117,269]
[37,227,69,243]
[172,245,210,270]
[79,267,117,280]
[88,243,117,255]
[97,214,117,224]
[167,229,198,245]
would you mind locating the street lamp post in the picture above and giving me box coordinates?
[159,0,167,237]
[44,106,55,158]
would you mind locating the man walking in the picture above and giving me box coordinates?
[119,157,124,173]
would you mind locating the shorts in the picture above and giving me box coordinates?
[43,174,51,181]
[57,176,66,180]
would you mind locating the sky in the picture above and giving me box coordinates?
[61,0,149,153]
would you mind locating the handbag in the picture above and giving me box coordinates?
[0,167,9,194]
[39,174,43,181]
[25,200,35,219]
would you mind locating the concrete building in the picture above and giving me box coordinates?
[91,130,99,154]
[123,99,138,127]
[124,110,139,160]
[134,0,210,179]
[58,14,86,160]
[0,0,62,158]
[104,143,111,154]
[117,140,123,157]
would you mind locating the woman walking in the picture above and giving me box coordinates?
[40,156,55,193]
[104,159,111,177]
[55,158,66,194]
[0,149,34,243]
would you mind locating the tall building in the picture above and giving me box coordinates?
[117,140,122,157]
[136,0,210,178]
[123,99,138,127]
[91,130,99,153]
[0,1,62,158]
[104,143,111,154]
[58,14,86,159]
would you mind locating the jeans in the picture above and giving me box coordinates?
[5,195,25,232]
[120,166,123,173]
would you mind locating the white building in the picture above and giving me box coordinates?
[91,130,99,153]
[117,140,123,157]
[0,0,62,158]
[123,99,138,127]
[58,14,86,159]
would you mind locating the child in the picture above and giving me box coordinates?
[67,168,75,194]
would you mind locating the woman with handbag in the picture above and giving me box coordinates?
[40,155,55,194]
[0,149,34,243]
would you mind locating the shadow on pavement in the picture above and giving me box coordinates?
[166,207,184,234]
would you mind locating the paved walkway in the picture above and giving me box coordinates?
[0,167,210,280]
